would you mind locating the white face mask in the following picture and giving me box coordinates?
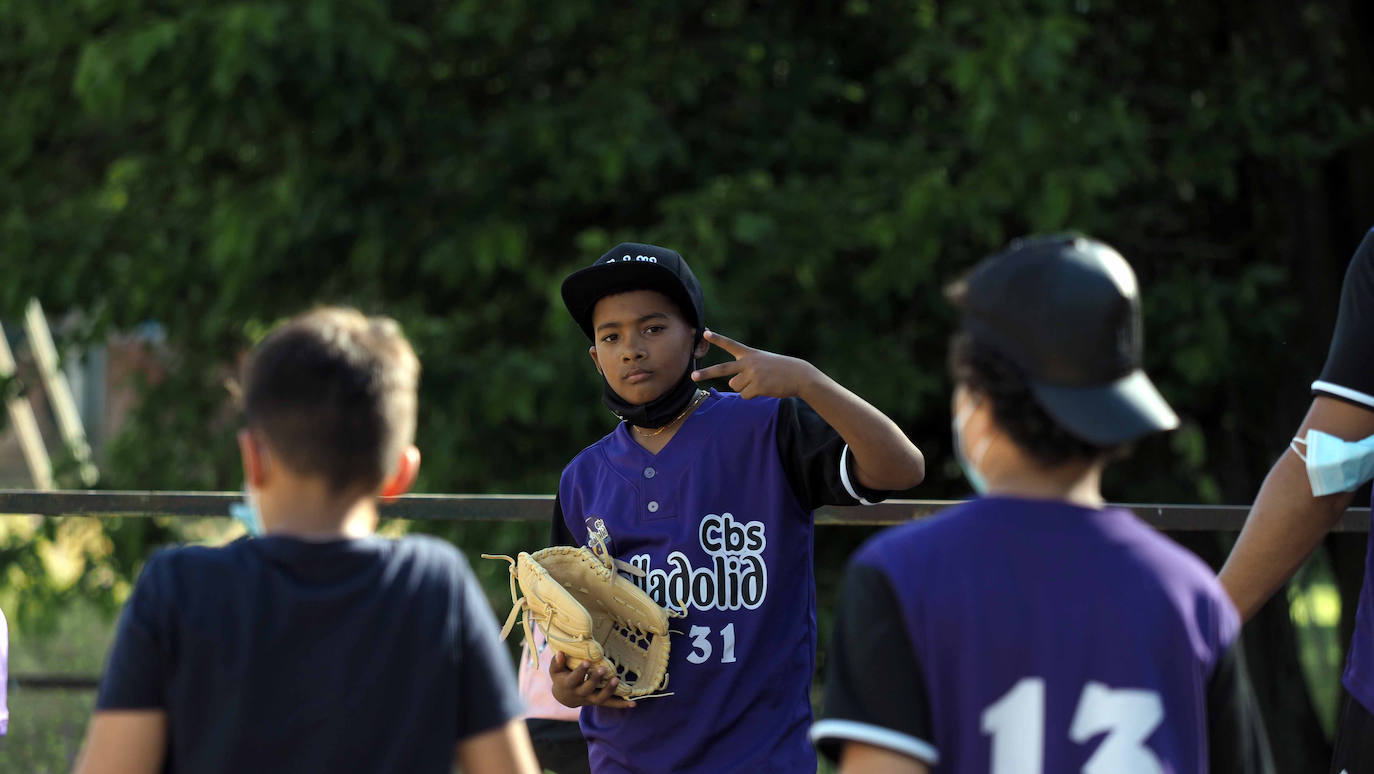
[953,400,993,495]
[1290,429,1374,497]
[229,485,264,536]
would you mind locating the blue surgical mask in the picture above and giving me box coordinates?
[229,485,264,536]
[953,403,991,495]
[1290,429,1374,497]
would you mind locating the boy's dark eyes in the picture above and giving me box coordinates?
[599,324,665,343]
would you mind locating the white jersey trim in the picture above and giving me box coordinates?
[810,719,939,764]
[1312,380,1374,410]
[839,445,876,506]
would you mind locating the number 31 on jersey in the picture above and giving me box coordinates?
[981,677,1165,774]
[685,623,737,664]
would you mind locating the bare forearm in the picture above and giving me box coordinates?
[798,368,925,491]
[839,742,932,774]
[71,711,167,774]
[1219,447,1353,621]
[689,330,924,490]
[1220,396,1374,621]
[454,719,541,774]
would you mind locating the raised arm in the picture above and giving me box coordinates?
[692,329,924,491]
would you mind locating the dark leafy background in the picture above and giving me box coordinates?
[1,0,1371,768]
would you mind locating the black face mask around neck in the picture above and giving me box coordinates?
[601,344,702,429]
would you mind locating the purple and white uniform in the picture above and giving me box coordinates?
[553,388,889,774]
[813,497,1270,773]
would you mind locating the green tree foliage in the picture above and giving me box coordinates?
[1,0,1367,498]
[0,0,1371,767]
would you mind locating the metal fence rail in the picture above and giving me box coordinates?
[0,489,1370,530]
[3,489,1370,692]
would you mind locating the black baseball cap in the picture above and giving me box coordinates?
[561,242,705,340]
[956,234,1179,446]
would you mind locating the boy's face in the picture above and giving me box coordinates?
[589,289,707,405]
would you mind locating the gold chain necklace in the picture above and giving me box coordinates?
[634,389,708,438]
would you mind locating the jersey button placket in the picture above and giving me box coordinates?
[643,467,665,519]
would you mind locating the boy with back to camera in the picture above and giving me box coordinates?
[71,307,539,774]
[548,242,926,773]
[812,235,1274,773]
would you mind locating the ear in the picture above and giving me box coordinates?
[379,444,421,500]
[238,429,268,487]
[588,345,603,375]
[692,333,710,360]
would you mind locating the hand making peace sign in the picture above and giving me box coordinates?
[691,329,822,400]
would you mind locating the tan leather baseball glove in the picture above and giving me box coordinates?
[484,543,675,699]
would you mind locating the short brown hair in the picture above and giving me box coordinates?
[241,307,419,494]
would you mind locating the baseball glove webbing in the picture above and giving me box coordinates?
[484,538,681,699]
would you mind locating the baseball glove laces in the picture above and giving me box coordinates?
[483,535,683,699]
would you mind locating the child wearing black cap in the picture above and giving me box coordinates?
[548,243,925,774]
[811,235,1272,774]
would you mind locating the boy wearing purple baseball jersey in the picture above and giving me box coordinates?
[550,242,925,774]
[813,235,1273,774]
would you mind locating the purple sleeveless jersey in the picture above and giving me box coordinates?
[557,389,870,774]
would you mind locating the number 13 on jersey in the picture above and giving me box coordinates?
[981,677,1165,774]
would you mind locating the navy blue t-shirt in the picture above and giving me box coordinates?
[97,534,523,774]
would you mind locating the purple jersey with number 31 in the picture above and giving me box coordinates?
[557,389,884,774]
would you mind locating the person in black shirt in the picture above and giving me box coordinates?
[71,307,538,774]
[1221,228,1374,772]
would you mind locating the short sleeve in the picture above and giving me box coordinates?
[1205,641,1275,774]
[811,561,937,766]
[96,553,172,710]
[454,564,524,739]
[550,495,577,547]
[776,397,892,510]
[1314,229,1374,408]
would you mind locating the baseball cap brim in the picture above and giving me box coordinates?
[1030,368,1180,446]
[561,261,700,340]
